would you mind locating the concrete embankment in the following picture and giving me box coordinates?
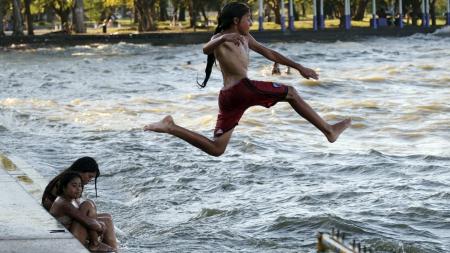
[0,26,441,47]
[0,154,89,253]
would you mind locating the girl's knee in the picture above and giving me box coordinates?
[80,200,96,212]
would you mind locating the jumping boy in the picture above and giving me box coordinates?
[144,2,351,157]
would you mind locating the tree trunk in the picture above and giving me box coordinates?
[187,0,195,28]
[301,1,306,17]
[200,6,208,24]
[411,0,421,26]
[135,0,157,32]
[12,0,24,36]
[24,0,34,35]
[430,0,436,26]
[171,0,179,26]
[293,2,299,20]
[179,2,186,21]
[0,0,7,36]
[159,0,169,21]
[353,0,369,21]
[337,3,345,27]
[73,0,86,33]
[51,0,72,32]
[268,0,281,24]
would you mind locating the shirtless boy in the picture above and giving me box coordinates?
[145,2,351,156]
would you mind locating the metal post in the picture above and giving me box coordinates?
[425,0,430,27]
[422,0,429,27]
[319,0,325,29]
[259,0,264,31]
[372,0,377,28]
[280,0,286,31]
[313,0,318,31]
[345,0,351,29]
[399,0,403,28]
[288,0,295,31]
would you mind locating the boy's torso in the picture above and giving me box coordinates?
[214,35,250,90]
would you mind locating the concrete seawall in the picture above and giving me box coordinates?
[0,154,89,253]
[0,26,441,47]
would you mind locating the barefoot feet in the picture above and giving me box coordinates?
[144,115,174,133]
[88,241,115,252]
[326,118,352,143]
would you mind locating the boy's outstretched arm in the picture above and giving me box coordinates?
[247,34,318,80]
[203,32,246,55]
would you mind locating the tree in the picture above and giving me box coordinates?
[170,0,180,25]
[134,0,157,31]
[72,0,85,33]
[50,0,72,31]
[12,0,24,35]
[24,0,34,35]
[0,0,8,36]
[266,0,281,24]
[353,0,370,20]
[409,0,422,26]
[159,0,169,21]
[430,0,437,26]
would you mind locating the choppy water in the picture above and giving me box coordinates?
[1,28,450,252]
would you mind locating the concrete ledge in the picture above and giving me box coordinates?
[0,154,89,253]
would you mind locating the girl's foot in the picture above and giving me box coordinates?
[326,118,351,143]
[88,241,115,252]
[144,115,174,133]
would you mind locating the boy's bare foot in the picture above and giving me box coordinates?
[89,241,115,252]
[144,115,174,133]
[326,118,351,143]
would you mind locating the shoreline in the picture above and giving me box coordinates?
[0,26,443,47]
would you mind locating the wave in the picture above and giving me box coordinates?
[357,76,387,82]
[191,208,241,220]
[433,26,450,36]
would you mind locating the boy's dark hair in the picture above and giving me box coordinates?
[42,156,100,207]
[56,171,83,196]
[198,2,250,88]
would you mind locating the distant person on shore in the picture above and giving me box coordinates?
[42,157,118,250]
[144,2,351,156]
[49,171,115,252]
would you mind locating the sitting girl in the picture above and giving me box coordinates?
[42,157,117,249]
[49,171,115,252]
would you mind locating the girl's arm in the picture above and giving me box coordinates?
[247,34,318,80]
[60,202,103,232]
[203,33,246,55]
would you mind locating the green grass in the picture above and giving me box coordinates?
[30,15,447,35]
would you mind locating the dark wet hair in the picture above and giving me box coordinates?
[56,171,83,196]
[198,2,250,88]
[42,156,100,207]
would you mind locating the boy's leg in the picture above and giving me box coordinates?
[283,86,351,143]
[144,115,234,157]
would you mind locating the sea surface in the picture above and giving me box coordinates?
[1,28,450,252]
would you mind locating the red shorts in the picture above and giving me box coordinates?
[214,78,288,137]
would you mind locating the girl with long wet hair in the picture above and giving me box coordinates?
[49,171,114,252]
[42,157,118,250]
